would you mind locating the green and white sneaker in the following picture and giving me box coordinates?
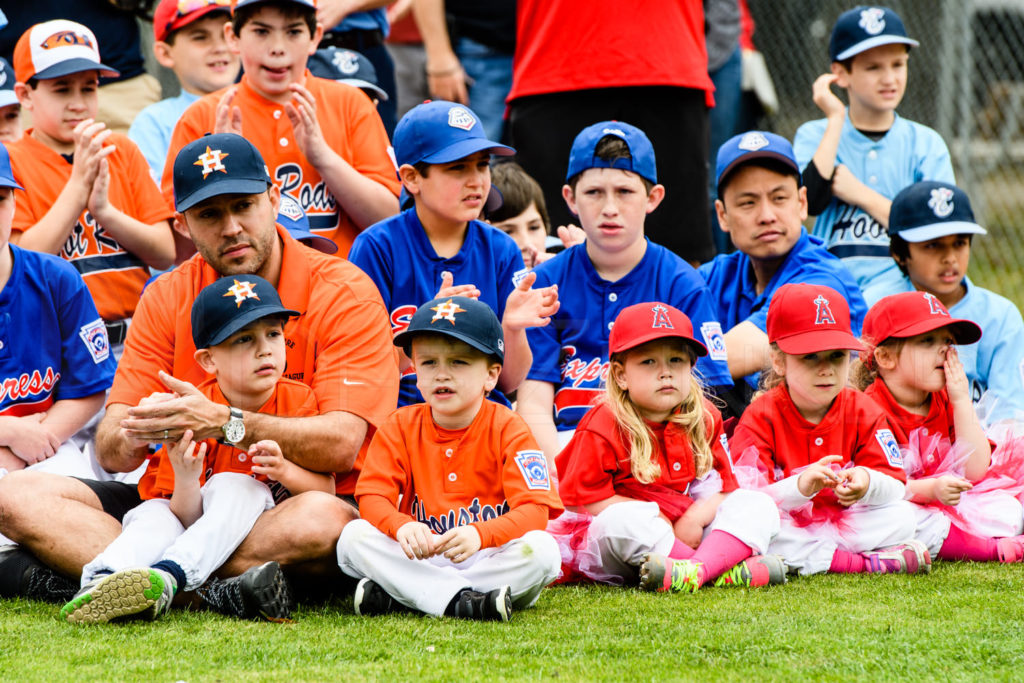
[713,554,788,588]
[60,568,175,624]
[638,554,703,593]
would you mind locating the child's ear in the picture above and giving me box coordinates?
[874,345,897,371]
[561,184,578,216]
[645,184,666,214]
[13,83,32,110]
[831,61,850,88]
[769,349,787,378]
[484,362,502,393]
[224,21,240,54]
[610,361,628,391]
[308,22,325,54]
[399,164,421,196]
[152,41,175,69]
[194,348,216,374]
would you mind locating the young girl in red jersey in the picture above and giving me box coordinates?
[856,291,1024,563]
[552,302,783,593]
[731,283,930,577]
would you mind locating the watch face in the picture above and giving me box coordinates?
[224,420,245,444]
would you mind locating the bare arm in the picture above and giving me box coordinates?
[413,0,469,104]
[249,440,336,494]
[316,0,393,29]
[830,166,892,228]
[723,321,771,380]
[945,348,991,480]
[809,73,846,181]
[39,394,106,443]
[515,379,560,472]
[96,402,151,473]
[497,326,531,393]
[498,272,559,393]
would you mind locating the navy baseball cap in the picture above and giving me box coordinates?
[0,142,22,190]
[566,121,657,184]
[308,47,388,102]
[393,296,504,363]
[191,274,299,349]
[0,58,17,109]
[393,100,514,168]
[173,133,272,212]
[277,195,338,254]
[716,131,801,197]
[888,181,987,243]
[830,6,919,62]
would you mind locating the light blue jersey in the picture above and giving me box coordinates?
[793,113,954,290]
[128,91,200,179]
[864,276,1024,424]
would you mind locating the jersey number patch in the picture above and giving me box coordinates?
[514,450,551,490]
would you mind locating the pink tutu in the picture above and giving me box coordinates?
[545,511,624,585]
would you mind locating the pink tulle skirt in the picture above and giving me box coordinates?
[545,511,624,585]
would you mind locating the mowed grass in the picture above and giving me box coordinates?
[3,562,1024,682]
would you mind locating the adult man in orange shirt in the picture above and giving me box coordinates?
[0,133,399,615]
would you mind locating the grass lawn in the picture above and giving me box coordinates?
[4,562,1024,681]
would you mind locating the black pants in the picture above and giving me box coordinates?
[508,86,713,263]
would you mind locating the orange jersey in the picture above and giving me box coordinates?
[137,376,319,501]
[109,225,400,494]
[161,74,400,256]
[8,131,174,322]
[356,400,564,549]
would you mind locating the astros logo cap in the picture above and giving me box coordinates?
[0,142,23,190]
[173,133,272,212]
[767,283,862,354]
[153,0,232,43]
[888,181,987,243]
[393,100,514,168]
[715,131,800,197]
[566,120,657,184]
[13,20,119,83]
[862,291,981,348]
[608,302,708,357]
[393,295,505,363]
[307,47,388,102]
[191,274,299,349]
[829,6,919,62]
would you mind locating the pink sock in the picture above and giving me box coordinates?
[691,531,754,585]
[939,525,998,561]
[668,539,695,560]
[829,549,866,573]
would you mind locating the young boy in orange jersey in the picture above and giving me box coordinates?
[8,20,176,356]
[337,296,563,622]
[162,0,400,257]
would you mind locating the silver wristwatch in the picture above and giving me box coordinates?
[221,406,245,444]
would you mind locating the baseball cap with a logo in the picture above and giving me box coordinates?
[767,283,862,354]
[308,47,388,102]
[566,121,657,184]
[0,58,17,109]
[716,131,800,197]
[863,291,981,347]
[393,100,513,168]
[231,0,315,13]
[392,295,505,363]
[13,20,119,83]
[173,133,272,212]
[277,194,338,254]
[888,181,987,243]
[0,142,24,190]
[830,6,919,62]
[609,302,708,357]
[153,0,232,43]
[191,274,299,349]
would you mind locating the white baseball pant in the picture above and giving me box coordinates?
[336,519,561,616]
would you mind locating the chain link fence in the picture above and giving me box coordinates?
[749,0,1024,308]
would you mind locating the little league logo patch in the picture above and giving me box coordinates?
[813,294,836,325]
[330,49,360,75]
[859,8,886,35]
[78,319,110,364]
[737,132,769,152]
[279,195,304,221]
[512,267,530,289]
[719,433,732,461]
[447,106,476,131]
[928,187,955,218]
[875,429,903,468]
[514,450,551,490]
[431,298,466,324]
[224,279,260,307]
[194,146,229,179]
[700,321,728,362]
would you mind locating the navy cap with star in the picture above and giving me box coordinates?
[392,295,504,363]
[191,274,299,349]
[173,133,272,212]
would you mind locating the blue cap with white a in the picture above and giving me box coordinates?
[715,131,800,196]
[393,100,514,168]
[277,194,338,254]
[0,58,17,109]
[0,141,23,190]
[308,47,388,102]
[173,133,272,212]
[566,121,657,184]
[888,181,987,243]
[830,6,919,62]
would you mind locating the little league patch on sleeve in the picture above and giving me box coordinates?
[514,450,551,490]
[700,322,728,362]
[875,429,903,468]
[79,319,110,364]
[512,267,530,288]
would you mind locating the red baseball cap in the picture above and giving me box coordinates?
[153,0,232,43]
[767,283,862,354]
[863,291,981,347]
[609,302,708,357]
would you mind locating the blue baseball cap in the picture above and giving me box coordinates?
[715,131,801,197]
[830,6,919,62]
[277,194,338,254]
[173,133,272,212]
[308,47,388,102]
[191,274,299,349]
[393,100,514,168]
[888,181,987,243]
[566,121,657,184]
[393,295,504,363]
[0,142,22,190]
[0,58,17,109]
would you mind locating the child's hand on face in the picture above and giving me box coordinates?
[396,521,437,560]
[812,73,846,119]
[502,270,559,331]
[436,525,482,563]
[931,474,973,506]
[248,440,291,482]
[835,466,870,506]
[797,454,843,497]
[167,429,207,484]
[435,270,481,300]
[944,346,971,404]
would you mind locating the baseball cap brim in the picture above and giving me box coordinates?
[0,91,17,108]
[835,36,919,62]
[158,6,230,42]
[176,178,271,212]
[896,221,987,243]
[0,174,23,190]
[393,327,503,362]
[32,58,118,81]
[610,328,708,357]
[775,329,863,355]
[340,78,388,101]
[203,304,299,348]
[419,138,514,165]
[717,150,799,195]
[882,317,982,345]
[288,229,339,254]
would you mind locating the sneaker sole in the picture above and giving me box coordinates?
[637,553,668,592]
[492,585,512,623]
[353,577,373,617]
[241,562,293,621]
[61,569,164,625]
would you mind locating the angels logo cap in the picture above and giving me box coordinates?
[393,295,505,363]
[308,47,388,102]
[767,283,862,354]
[715,131,800,197]
[0,142,23,190]
[153,0,232,43]
[173,133,272,211]
[566,120,657,184]
[830,6,919,62]
[609,302,708,357]
[393,100,514,167]
[13,20,119,83]
[862,291,980,349]
[192,275,299,349]
[888,181,986,243]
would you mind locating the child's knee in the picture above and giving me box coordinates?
[520,530,561,576]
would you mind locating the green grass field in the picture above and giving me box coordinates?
[4,563,1024,682]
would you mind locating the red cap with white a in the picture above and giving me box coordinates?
[863,291,981,347]
[767,283,862,354]
[609,302,708,357]
[13,20,119,84]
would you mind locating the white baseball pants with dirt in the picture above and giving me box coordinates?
[337,519,561,616]
[81,472,274,590]
[767,469,915,575]
[586,489,781,583]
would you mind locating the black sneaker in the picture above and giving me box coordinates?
[0,546,77,603]
[450,585,512,622]
[353,578,413,616]
[196,561,293,621]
